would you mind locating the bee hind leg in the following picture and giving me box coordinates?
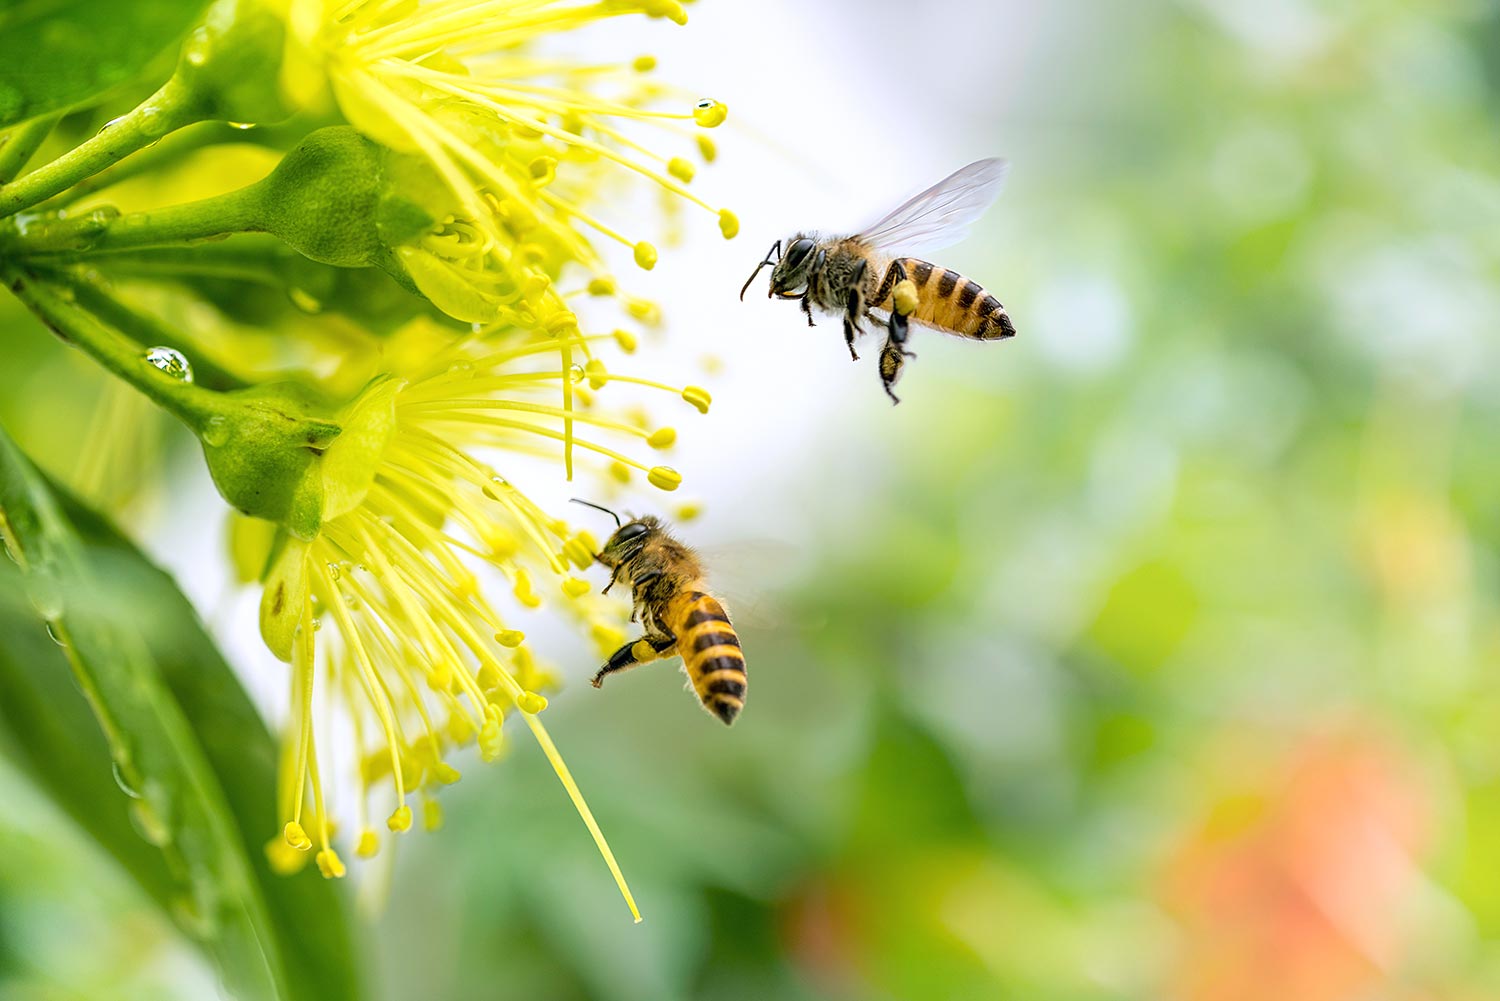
[879,333,910,405]
[592,633,677,688]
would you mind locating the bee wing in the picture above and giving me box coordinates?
[854,157,1009,255]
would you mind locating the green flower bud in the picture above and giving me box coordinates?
[258,127,392,268]
[175,0,300,125]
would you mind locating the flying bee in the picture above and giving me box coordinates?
[740,158,1015,403]
[572,500,746,725]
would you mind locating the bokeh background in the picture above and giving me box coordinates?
[4,0,1500,998]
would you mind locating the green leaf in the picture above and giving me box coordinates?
[0,422,361,1000]
[0,0,211,128]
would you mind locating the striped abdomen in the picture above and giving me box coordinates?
[879,258,1015,340]
[670,589,745,725]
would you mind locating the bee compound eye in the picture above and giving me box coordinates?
[785,239,815,268]
[614,522,650,543]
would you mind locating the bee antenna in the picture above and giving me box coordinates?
[739,240,782,301]
[569,497,622,528]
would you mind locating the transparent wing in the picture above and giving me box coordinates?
[855,157,1009,254]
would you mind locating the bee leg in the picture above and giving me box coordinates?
[592,633,677,688]
[800,293,815,328]
[879,335,908,405]
[888,306,915,359]
[842,259,868,361]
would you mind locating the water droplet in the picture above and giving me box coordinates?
[143,346,193,383]
[201,416,229,447]
[96,114,128,136]
[25,570,63,619]
[569,363,586,384]
[311,617,322,632]
[44,621,65,646]
[326,562,341,581]
[447,361,474,375]
[482,475,509,500]
[112,760,142,799]
[227,121,256,131]
[129,800,171,846]
[470,322,484,335]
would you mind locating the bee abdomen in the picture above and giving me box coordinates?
[892,258,1015,341]
[672,590,746,725]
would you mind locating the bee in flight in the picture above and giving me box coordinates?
[740,158,1015,403]
[572,500,746,725]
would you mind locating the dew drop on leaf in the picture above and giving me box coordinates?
[143,346,193,383]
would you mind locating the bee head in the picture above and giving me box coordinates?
[599,516,660,566]
[768,235,818,297]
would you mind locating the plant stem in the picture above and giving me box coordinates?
[0,184,264,258]
[0,265,229,434]
[0,115,62,184]
[0,78,206,219]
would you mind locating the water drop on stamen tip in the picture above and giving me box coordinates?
[112,760,143,799]
[143,346,193,383]
[44,620,65,646]
[482,474,509,501]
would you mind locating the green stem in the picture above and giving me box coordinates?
[0,78,206,218]
[0,183,264,257]
[0,265,229,434]
[0,115,62,184]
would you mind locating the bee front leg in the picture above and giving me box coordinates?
[842,259,868,361]
[800,293,815,328]
[592,633,677,688]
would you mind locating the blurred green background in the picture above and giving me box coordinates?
[4,0,1500,999]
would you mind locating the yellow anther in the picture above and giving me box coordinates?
[562,531,599,569]
[518,690,549,714]
[266,837,306,875]
[563,577,593,598]
[668,157,696,183]
[676,500,704,521]
[647,427,677,449]
[433,762,462,785]
[626,297,661,324]
[513,569,542,608]
[387,804,413,833]
[284,821,312,851]
[591,621,626,652]
[585,358,608,389]
[495,628,526,647]
[356,830,380,859]
[696,135,717,162]
[893,278,920,316]
[479,716,506,762]
[634,242,658,270]
[693,98,727,127]
[682,386,712,414]
[545,311,580,336]
[643,0,687,24]
[589,276,617,296]
[718,209,740,239]
[613,329,638,353]
[528,156,557,185]
[424,799,445,831]
[648,466,683,491]
[609,461,632,483]
[448,711,475,745]
[485,527,520,560]
[316,848,347,879]
[633,54,657,72]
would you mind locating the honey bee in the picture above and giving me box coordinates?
[572,500,746,725]
[740,158,1015,403]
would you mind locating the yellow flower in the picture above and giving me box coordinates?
[255,317,708,920]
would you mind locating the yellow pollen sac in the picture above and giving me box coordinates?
[479,716,506,762]
[266,838,306,875]
[676,500,704,521]
[513,569,542,609]
[668,157,696,183]
[529,156,558,185]
[681,386,712,414]
[591,621,626,652]
[585,358,609,389]
[647,428,677,449]
[424,799,445,831]
[893,278,920,316]
[696,135,718,162]
[316,849,347,879]
[648,466,683,491]
[633,54,657,72]
[613,329,638,353]
[562,532,599,570]
[589,276,617,296]
[495,629,526,648]
[718,209,740,239]
[634,242,659,271]
[518,690,549,714]
[643,0,688,24]
[563,577,593,598]
[433,762,462,785]
[693,98,728,128]
[388,805,413,833]
[356,830,380,859]
[546,311,580,337]
[284,821,312,851]
[609,461,632,483]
